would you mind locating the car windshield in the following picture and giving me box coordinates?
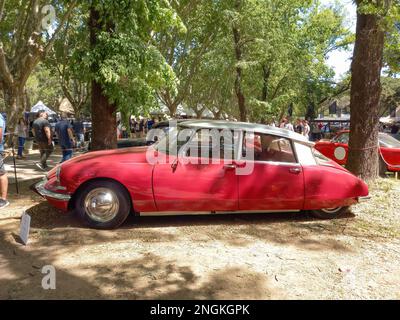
[153,126,195,155]
[379,133,400,148]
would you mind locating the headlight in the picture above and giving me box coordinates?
[55,165,67,191]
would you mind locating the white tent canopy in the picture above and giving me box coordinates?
[31,101,56,115]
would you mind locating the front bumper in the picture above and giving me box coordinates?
[358,195,371,203]
[34,179,71,201]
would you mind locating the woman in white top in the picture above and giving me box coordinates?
[303,120,310,140]
[15,117,28,159]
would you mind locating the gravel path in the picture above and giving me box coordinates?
[0,177,399,299]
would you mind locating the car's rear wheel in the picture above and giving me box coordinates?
[75,180,131,229]
[310,206,349,219]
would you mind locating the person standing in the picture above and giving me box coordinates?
[285,119,294,131]
[55,114,75,163]
[129,117,136,138]
[310,122,321,141]
[303,120,310,140]
[147,117,155,131]
[139,119,145,138]
[15,117,28,159]
[295,119,303,134]
[0,112,9,209]
[32,111,53,170]
[72,118,85,148]
[279,118,287,129]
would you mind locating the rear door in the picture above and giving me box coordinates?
[238,132,304,211]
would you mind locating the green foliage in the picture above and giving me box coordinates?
[26,64,63,108]
[183,0,352,121]
[77,0,184,118]
[357,0,400,74]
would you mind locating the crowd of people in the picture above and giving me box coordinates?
[13,111,87,170]
[117,116,160,139]
[269,118,313,140]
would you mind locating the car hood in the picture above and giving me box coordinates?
[62,146,150,167]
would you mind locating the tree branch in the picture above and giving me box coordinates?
[0,0,5,22]
[42,1,78,57]
[0,43,13,86]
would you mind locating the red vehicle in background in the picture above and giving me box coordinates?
[315,130,400,175]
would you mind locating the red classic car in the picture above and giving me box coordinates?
[315,130,400,175]
[34,120,370,229]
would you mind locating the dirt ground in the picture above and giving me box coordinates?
[0,152,399,299]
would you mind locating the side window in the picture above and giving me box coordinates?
[243,132,297,163]
[187,129,238,160]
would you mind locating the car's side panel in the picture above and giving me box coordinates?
[238,161,305,210]
[61,148,157,212]
[302,165,368,210]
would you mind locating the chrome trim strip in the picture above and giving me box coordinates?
[140,209,301,216]
[35,179,71,201]
[358,196,371,203]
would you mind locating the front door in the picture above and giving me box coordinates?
[152,128,240,212]
[238,132,304,211]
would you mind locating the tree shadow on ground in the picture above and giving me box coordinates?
[21,200,358,253]
[0,225,277,299]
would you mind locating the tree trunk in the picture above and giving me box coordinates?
[346,7,385,181]
[232,2,246,122]
[261,64,270,102]
[167,102,178,117]
[3,85,24,131]
[89,6,117,150]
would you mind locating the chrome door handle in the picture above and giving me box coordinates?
[223,164,236,170]
[171,159,178,172]
[289,167,301,174]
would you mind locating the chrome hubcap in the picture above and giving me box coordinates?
[321,207,342,214]
[84,188,119,222]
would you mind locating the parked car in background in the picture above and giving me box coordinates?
[34,120,370,229]
[315,130,400,175]
[389,133,400,142]
[87,120,182,150]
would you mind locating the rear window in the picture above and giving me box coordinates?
[312,148,331,165]
[243,132,297,163]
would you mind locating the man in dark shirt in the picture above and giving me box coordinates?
[32,111,53,170]
[56,114,75,163]
[72,118,85,148]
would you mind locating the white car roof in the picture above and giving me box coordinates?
[179,119,314,146]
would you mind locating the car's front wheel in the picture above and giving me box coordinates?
[74,180,131,229]
[310,206,349,219]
